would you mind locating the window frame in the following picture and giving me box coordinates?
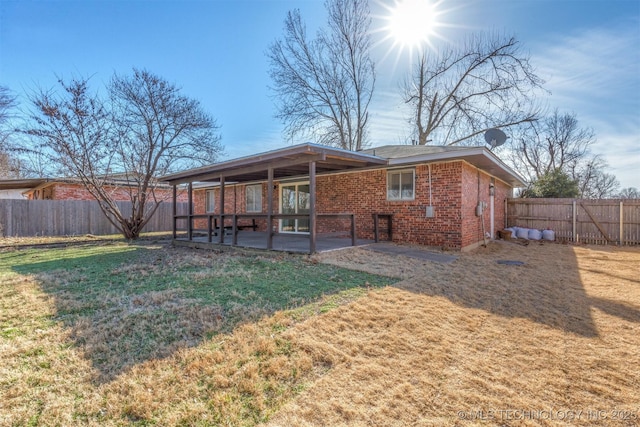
[245,184,263,213]
[387,168,416,201]
[205,189,216,213]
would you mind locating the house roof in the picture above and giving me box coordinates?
[0,179,50,191]
[360,145,525,187]
[360,145,472,158]
[160,143,525,187]
[160,143,388,185]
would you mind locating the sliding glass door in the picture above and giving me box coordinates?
[280,182,310,233]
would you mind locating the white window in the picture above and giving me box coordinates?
[205,190,216,213]
[387,169,415,200]
[245,184,262,213]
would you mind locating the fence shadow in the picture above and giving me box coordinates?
[395,242,640,338]
[11,243,389,383]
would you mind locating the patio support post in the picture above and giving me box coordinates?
[267,167,274,250]
[219,176,225,244]
[351,214,356,246]
[232,214,238,246]
[309,161,316,254]
[172,184,177,239]
[187,182,193,241]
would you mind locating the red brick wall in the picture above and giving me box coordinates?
[28,182,186,203]
[187,161,514,250]
[460,164,489,249]
[315,162,464,248]
[459,163,513,250]
[51,183,133,201]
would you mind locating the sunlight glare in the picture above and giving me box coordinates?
[388,0,438,50]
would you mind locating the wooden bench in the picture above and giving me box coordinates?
[214,218,258,236]
[191,219,258,238]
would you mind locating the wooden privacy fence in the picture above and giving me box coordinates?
[0,199,188,237]
[506,198,640,246]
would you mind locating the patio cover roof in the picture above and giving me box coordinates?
[162,142,524,188]
[161,143,387,185]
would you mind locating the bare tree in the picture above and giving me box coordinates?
[510,110,618,198]
[570,155,619,198]
[268,0,375,151]
[0,152,23,179]
[403,32,544,146]
[0,86,22,178]
[618,187,640,199]
[25,70,222,239]
[0,86,17,126]
[513,110,595,180]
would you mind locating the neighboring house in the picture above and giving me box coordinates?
[162,143,524,252]
[0,177,187,202]
[0,179,46,199]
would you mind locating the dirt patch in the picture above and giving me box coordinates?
[268,241,640,426]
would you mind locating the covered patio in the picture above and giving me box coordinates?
[161,143,387,253]
[172,230,376,253]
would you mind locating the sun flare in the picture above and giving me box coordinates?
[388,0,438,50]
[376,0,452,64]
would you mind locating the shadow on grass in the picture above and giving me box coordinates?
[10,242,392,383]
[389,243,640,338]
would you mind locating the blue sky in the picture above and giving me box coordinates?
[1,0,638,188]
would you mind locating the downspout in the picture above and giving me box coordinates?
[490,177,495,239]
[426,164,434,217]
[476,170,487,247]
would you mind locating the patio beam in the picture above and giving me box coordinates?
[176,153,327,184]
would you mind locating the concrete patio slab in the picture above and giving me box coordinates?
[173,231,374,253]
[364,242,458,264]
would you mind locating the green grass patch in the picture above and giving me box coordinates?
[2,242,393,384]
[0,241,395,425]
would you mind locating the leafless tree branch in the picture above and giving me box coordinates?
[268,0,375,151]
[403,32,545,146]
[23,70,223,238]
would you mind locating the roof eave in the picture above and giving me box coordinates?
[160,142,387,184]
[387,146,525,187]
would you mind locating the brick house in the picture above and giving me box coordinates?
[17,178,187,203]
[161,143,524,252]
[0,179,46,199]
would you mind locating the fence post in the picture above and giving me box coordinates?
[620,200,624,246]
[571,200,577,243]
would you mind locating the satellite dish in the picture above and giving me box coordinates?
[484,128,507,149]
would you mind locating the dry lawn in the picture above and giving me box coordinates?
[1,239,638,426]
[267,241,640,426]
